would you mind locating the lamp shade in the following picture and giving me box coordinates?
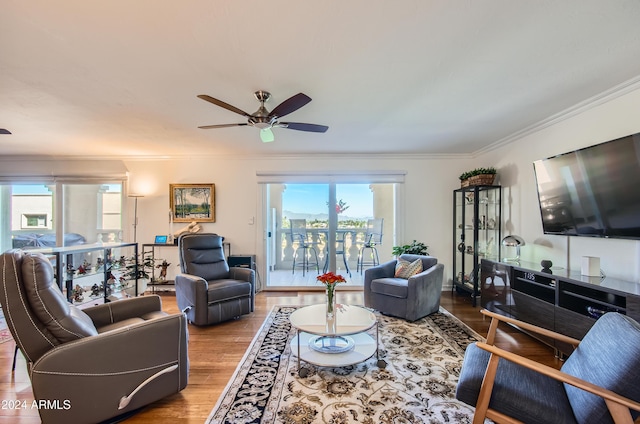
[501,235,525,247]
[502,235,525,261]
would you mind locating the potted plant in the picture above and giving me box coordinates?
[392,240,429,256]
[459,167,497,187]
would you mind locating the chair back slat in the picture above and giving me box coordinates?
[365,218,384,245]
[290,219,308,244]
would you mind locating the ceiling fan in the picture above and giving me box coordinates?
[197,90,328,142]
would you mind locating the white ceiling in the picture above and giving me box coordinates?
[3,1,640,158]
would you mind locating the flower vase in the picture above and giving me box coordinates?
[326,286,337,319]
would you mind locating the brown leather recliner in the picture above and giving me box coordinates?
[0,249,189,424]
[176,233,255,326]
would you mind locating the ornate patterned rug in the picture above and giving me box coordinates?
[207,305,484,423]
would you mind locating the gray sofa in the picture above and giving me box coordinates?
[0,249,189,424]
[363,254,444,321]
[176,233,255,326]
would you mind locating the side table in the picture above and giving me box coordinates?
[289,304,387,377]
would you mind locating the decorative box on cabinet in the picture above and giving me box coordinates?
[452,185,501,306]
[481,259,640,357]
[34,242,139,307]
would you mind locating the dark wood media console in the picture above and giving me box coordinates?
[480,259,640,357]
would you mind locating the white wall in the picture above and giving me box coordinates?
[479,85,640,282]
[12,195,52,230]
[123,155,476,285]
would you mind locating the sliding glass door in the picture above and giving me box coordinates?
[264,182,396,289]
[0,181,124,252]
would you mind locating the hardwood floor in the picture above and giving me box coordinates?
[0,290,561,423]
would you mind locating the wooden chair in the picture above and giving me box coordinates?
[456,309,640,424]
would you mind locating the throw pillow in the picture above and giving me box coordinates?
[394,258,423,279]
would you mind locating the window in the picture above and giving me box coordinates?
[265,182,397,287]
[257,171,405,289]
[63,183,123,244]
[22,214,48,229]
[0,181,125,251]
[101,192,122,229]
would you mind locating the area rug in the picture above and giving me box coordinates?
[207,305,484,423]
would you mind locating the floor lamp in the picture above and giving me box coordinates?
[129,195,143,243]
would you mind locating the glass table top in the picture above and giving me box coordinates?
[289,304,376,336]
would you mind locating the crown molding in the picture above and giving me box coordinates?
[0,152,472,162]
[118,152,473,161]
[473,75,640,157]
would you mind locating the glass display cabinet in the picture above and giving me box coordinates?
[452,185,501,306]
[34,242,139,307]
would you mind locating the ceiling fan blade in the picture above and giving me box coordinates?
[280,122,329,133]
[268,93,312,119]
[197,95,252,117]
[198,123,248,129]
[0,129,11,134]
[260,128,275,143]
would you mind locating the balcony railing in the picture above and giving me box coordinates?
[275,227,369,270]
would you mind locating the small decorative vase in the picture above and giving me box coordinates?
[326,285,336,319]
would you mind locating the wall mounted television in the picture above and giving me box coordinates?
[533,132,640,240]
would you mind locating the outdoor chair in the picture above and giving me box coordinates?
[357,218,383,274]
[0,249,189,424]
[176,233,255,326]
[456,309,640,424]
[290,219,320,275]
[322,230,352,277]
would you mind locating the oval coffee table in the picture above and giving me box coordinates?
[289,304,386,377]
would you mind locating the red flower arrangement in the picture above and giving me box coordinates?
[318,272,346,317]
[316,271,347,287]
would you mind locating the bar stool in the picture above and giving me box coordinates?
[357,218,384,274]
[290,219,320,276]
[323,230,352,277]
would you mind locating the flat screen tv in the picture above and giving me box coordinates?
[533,132,640,240]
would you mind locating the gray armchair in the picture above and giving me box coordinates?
[176,233,255,326]
[364,254,444,321]
[456,309,640,424]
[0,249,189,424]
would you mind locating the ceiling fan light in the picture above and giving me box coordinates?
[260,128,275,143]
[253,122,271,130]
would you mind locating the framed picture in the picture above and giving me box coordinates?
[170,183,215,223]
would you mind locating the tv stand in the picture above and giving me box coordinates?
[480,259,640,357]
